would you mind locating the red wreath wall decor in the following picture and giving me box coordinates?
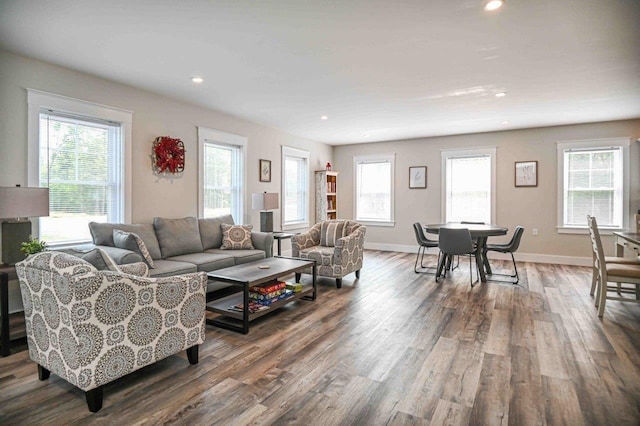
[152,136,185,174]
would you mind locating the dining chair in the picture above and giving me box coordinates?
[412,223,439,274]
[456,222,485,270]
[484,226,525,284]
[587,216,640,317]
[437,227,478,286]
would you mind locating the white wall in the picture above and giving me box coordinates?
[334,120,640,264]
[0,49,333,311]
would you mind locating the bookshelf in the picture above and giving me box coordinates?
[315,171,338,222]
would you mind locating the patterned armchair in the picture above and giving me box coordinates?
[16,251,207,412]
[292,220,366,288]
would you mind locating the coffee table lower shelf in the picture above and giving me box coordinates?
[206,284,314,333]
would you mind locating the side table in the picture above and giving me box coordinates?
[0,264,17,357]
[272,232,296,256]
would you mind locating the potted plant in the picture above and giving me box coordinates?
[20,236,48,257]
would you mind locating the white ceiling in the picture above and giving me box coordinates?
[1,0,639,145]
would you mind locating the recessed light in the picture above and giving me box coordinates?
[495,92,507,98]
[191,77,204,84]
[484,0,504,11]
[320,115,328,120]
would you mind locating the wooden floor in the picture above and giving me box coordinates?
[1,250,639,425]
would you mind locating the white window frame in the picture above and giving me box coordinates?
[556,137,630,234]
[198,127,248,223]
[353,153,396,227]
[27,89,132,245]
[281,146,310,231]
[440,147,497,224]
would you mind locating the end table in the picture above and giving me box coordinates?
[0,264,16,356]
[272,232,296,256]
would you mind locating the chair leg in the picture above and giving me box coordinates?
[511,252,520,284]
[187,345,199,365]
[355,270,360,279]
[38,365,50,381]
[414,246,424,273]
[336,278,342,289]
[86,386,104,412]
[597,276,607,317]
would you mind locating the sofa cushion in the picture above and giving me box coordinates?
[58,247,121,272]
[199,214,235,250]
[205,248,265,265]
[154,217,204,258]
[113,230,155,268]
[148,259,198,277]
[89,222,162,260]
[320,220,346,247]
[166,252,235,272]
[220,224,254,250]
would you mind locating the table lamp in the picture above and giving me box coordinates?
[0,186,50,265]
[252,192,279,232]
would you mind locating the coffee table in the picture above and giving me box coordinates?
[206,256,316,334]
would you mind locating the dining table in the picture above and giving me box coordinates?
[424,222,509,282]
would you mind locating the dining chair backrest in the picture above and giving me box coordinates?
[439,227,474,255]
[505,226,525,251]
[413,222,437,246]
[587,216,605,267]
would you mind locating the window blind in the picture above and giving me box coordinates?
[445,155,491,223]
[283,156,307,223]
[39,111,122,244]
[563,147,622,227]
[356,160,392,221]
[203,142,241,219]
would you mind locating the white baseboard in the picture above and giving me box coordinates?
[363,242,592,267]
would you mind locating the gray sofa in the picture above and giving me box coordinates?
[85,215,273,277]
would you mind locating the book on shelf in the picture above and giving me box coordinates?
[285,282,303,292]
[249,288,286,301]
[249,281,286,295]
[228,301,270,313]
[253,290,294,306]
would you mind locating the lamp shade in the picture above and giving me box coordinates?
[0,187,50,219]
[252,192,279,211]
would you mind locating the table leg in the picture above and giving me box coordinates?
[475,237,488,283]
[242,283,249,334]
[277,239,282,256]
[1,272,9,357]
[312,262,317,300]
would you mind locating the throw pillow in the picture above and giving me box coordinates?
[60,247,121,272]
[320,220,346,247]
[113,230,155,268]
[220,224,254,250]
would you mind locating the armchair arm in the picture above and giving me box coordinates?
[292,224,322,256]
[334,226,366,272]
[251,231,274,258]
[118,262,149,277]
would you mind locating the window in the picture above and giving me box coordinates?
[198,127,247,222]
[354,154,395,226]
[557,138,629,232]
[28,90,132,246]
[281,146,309,230]
[441,147,496,224]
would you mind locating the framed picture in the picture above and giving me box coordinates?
[259,159,271,182]
[515,161,538,187]
[409,166,427,189]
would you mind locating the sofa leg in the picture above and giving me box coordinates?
[355,270,360,279]
[336,278,342,289]
[86,387,103,412]
[187,345,199,365]
[295,272,301,282]
[38,364,50,381]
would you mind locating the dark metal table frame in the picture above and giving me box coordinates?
[206,256,316,334]
[425,223,508,283]
[272,232,296,256]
